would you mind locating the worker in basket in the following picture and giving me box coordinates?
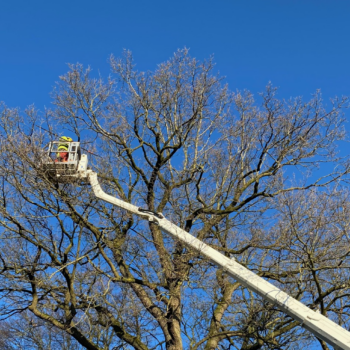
[56,136,73,162]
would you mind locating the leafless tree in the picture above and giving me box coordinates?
[0,49,349,350]
[0,311,87,349]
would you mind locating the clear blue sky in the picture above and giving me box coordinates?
[1,0,349,113]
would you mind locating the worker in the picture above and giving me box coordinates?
[56,136,73,162]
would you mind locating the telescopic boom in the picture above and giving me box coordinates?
[85,170,350,350]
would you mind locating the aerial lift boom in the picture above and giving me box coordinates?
[87,171,350,350]
[44,145,350,350]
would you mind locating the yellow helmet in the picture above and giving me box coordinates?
[59,136,73,142]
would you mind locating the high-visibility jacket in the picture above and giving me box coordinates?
[57,143,69,152]
[56,136,72,160]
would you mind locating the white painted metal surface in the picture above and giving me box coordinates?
[87,170,350,350]
[77,154,88,172]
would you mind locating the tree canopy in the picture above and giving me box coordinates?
[0,49,349,350]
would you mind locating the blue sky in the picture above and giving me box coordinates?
[1,0,349,112]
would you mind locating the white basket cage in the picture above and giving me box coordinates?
[41,141,83,181]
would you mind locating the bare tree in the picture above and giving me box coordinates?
[0,311,87,349]
[0,49,349,350]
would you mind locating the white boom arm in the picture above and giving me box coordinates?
[88,171,350,350]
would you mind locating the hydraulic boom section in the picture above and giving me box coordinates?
[86,170,350,350]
